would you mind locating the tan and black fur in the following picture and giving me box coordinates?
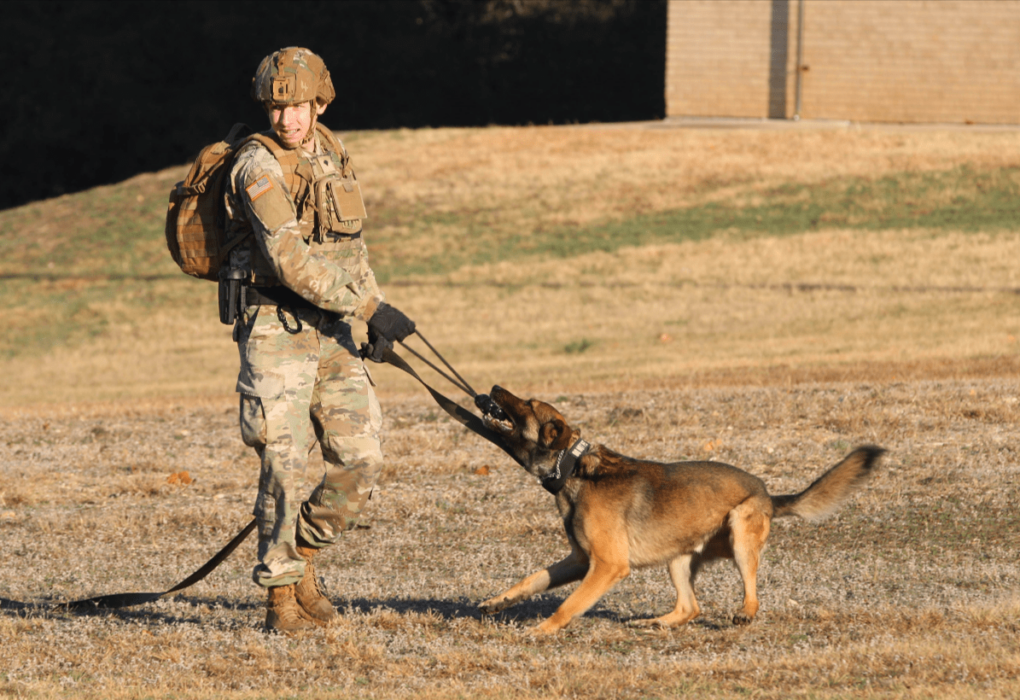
[478,385,884,635]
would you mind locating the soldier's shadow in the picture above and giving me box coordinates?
[1,594,258,627]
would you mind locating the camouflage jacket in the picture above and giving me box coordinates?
[224,126,384,322]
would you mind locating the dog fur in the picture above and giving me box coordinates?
[478,385,884,635]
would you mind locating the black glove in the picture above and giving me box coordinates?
[361,330,393,364]
[367,303,415,343]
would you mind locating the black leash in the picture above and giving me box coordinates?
[377,340,524,468]
[52,518,257,612]
[398,339,474,397]
[391,339,587,494]
[408,331,477,397]
[397,332,510,424]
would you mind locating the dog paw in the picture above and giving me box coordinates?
[731,612,755,626]
[478,596,514,615]
[629,613,696,629]
[528,621,559,636]
[628,618,664,629]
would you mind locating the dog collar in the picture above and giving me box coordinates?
[541,438,591,495]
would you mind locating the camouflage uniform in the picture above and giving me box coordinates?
[224,124,384,589]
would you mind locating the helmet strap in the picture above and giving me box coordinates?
[300,103,320,151]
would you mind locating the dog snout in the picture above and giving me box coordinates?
[476,390,508,421]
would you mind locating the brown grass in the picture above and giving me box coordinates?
[1,122,1020,698]
[1,380,1019,698]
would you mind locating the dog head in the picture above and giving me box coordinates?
[480,385,578,479]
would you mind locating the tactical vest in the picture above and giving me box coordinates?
[242,123,368,286]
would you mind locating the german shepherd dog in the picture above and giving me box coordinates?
[477,386,884,635]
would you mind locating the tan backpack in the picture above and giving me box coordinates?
[164,123,255,281]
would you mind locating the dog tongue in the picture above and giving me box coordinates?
[475,394,508,421]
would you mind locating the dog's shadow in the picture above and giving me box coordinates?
[339,594,627,625]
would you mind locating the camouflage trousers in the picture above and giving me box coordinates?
[235,304,383,588]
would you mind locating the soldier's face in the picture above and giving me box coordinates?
[268,102,324,149]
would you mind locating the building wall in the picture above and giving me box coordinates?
[666,0,1020,124]
[666,0,785,119]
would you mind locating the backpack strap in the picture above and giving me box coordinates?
[224,122,253,144]
[248,131,315,214]
[314,123,349,160]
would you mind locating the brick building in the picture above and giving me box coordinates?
[665,0,1020,124]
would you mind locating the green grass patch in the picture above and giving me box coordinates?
[0,162,1017,359]
[564,338,595,354]
[3,164,1016,282]
[374,164,1020,281]
[0,276,209,359]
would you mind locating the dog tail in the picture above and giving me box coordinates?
[771,445,885,522]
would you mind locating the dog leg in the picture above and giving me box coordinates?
[631,554,701,628]
[534,530,630,635]
[479,547,588,615]
[729,500,771,626]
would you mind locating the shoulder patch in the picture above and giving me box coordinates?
[244,171,296,233]
[245,175,274,202]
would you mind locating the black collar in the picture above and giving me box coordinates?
[541,438,591,494]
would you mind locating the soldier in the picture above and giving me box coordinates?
[223,47,414,633]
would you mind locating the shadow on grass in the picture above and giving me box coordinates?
[341,595,575,623]
[0,596,33,612]
[2,592,639,629]
[338,594,680,629]
[333,594,726,631]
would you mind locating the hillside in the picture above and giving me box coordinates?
[1,122,1019,408]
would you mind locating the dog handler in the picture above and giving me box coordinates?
[223,47,414,632]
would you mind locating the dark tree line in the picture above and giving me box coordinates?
[1,0,666,210]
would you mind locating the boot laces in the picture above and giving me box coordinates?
[304,561,329,600]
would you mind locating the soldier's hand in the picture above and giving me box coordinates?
[367,303,415,343]
[361,330,393,364]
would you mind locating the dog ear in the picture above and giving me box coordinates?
[540,418,573,450]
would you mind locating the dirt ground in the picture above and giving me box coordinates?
[1,373,1018,699]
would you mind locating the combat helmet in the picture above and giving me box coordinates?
[251,47,335,106]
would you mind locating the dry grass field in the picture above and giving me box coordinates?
[1,121,1019,699]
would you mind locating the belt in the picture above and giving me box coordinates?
[245,286,319,310]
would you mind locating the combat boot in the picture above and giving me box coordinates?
[265,584,315,634]
[294,541,338,625]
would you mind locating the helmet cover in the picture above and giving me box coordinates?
[251,47,335,106]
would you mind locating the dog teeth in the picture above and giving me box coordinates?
[483,415,514,433]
